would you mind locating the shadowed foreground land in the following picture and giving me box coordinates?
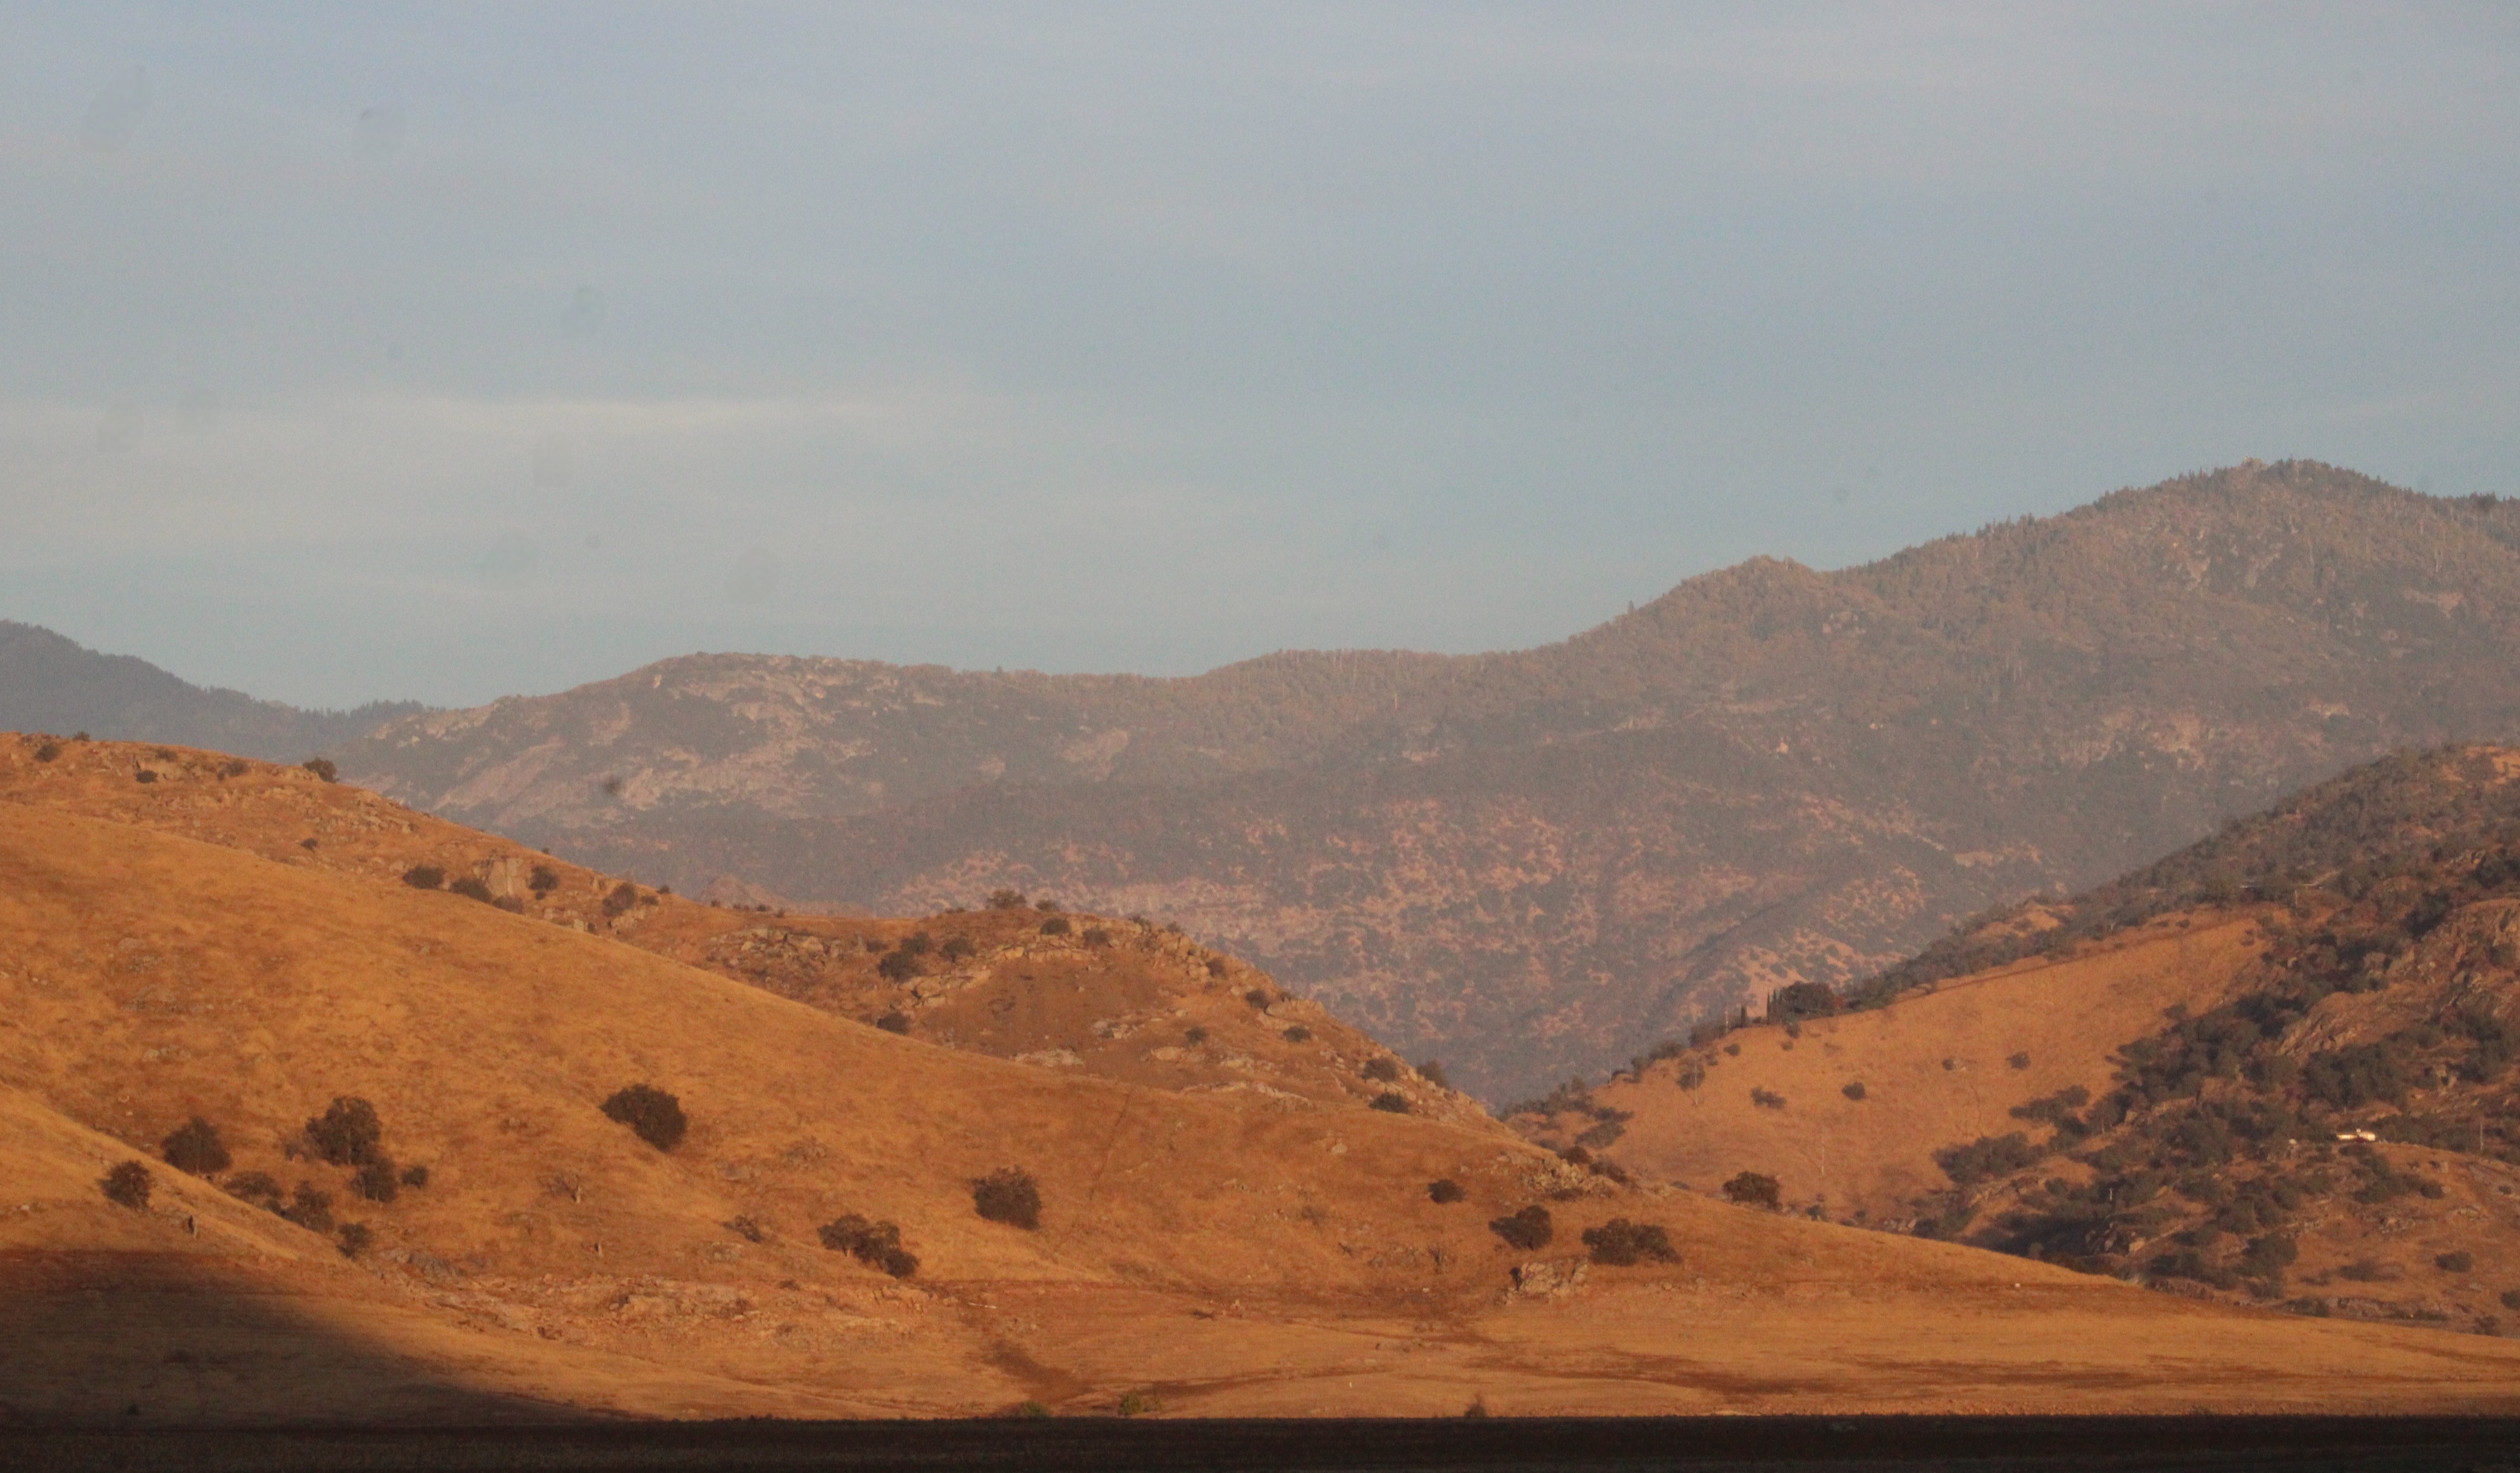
[5,1417,2520,1473]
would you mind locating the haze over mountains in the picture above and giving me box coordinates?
[13,461,2520,1101]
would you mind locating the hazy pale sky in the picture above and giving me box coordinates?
[4,4,2516,708]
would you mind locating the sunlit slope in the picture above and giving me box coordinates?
[5,795,2520,1415]
[1546,913,2270,1221]
[0,736,1476,1124]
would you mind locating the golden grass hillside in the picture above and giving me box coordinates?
[0,736,1478,1127]
[6,745,2520,1418]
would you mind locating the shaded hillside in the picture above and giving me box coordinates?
[334,462,2520,1100]
[1545,746,2520,1336]
[10,746,2505,1417]
[0,621,421,761]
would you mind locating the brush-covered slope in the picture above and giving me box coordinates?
[7,743,2520,1417]
[0,736,1479,1128]
[0,621,421,761]
[330,462,2520,1099]
[1541,747,2520,1336]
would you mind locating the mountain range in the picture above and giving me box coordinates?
[12,459,2520,1101]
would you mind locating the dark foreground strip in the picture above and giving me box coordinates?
[2,1416,2516,1473]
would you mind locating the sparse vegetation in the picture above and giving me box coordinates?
[600,1084,688,1151]
[402,865,445,890]
[1039,916,1072,936]
[101,1160,153,1209]
[941,935,977,961]
[818,1214,918,1278]
[973,1167,1042,1229]
[1369,1091,1411,1113]
[305,1097,385,1165]
[1428,1178,1466,1204]
[160,1116,231,1176]
[1581,1219,1679,1266]
[1722,1171,1781,1209]
[1488,1204,1553,1250]
[2438,1251,2475,1274]
[1361,1057,1402,1083]
[301,757,338,783]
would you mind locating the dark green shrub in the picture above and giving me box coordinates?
[1722,1171,1781,1209]
[601,881,639,917]
[447,876,495,903]
[1184,1024,1208,1045]
[1581,1219,1679,1266]
[353,1157,400,1203]
[1281,1026,1310,1043]
[337,1222,371,1257]
[1369,1091,1411,1113]
[974,1167,1042,1229]
[1841,1081,1867,1101]
[1244,988,1271,1010]
[306,1097,385,1165]
[161,1116,231,1176]
[1750,1087,1786,1110]
[400,1164,429,1189]
[224,1171,283,1210]
[101,1160,153,1209]
[600,1084,688,1150]
[1039,916,1072,936]
[818,1214,918,1278]
[1361,1058,1402,1083]
[1206,956,1230,978]
[1766,981,1839,1022]
[528,864,559,895]
[402,865,445,890]
[941,935,977,961]
[1934,1131,2041,1186]
[2240,1233,2298,1276]
[285,1183,334,1233]
[898,932,934,957]
[1418,1059,1452,1090]
[1488,1205,1553,1250]
[987,889,1028,911]
[2502,1288,2520,1311]
[1034,898,1061,914]
[134,770,158,784]
[2008,1052,2032,1070]
[2438,1251,2476,1273]
[1428,1178,1466,1204]
[302,757,338,783]
[875,1011,911,1034]
[877,948,922,982]
[33,741,60,762]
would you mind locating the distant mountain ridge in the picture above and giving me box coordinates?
[0,621,424,760]
[323,461,2520,1099]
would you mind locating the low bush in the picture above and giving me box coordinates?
[1369,1091,1411,1114]
[1428,1178,1466,1204]
[601,881,639,917]
[1281,1026,1310,1043]
[135,770,158,785]
[1722,1171,1781,1209]
[337,1222,371,1258]
[402,865,445,890]
[2337,1259,2392,1283]
[988,888,1030,910]
[877,948,922,982]
[1418,1059,1452,1090]
[353,1157,401,1203]
[1184,1024,1209,1045]
[448,876,495,903]
[1039,916,1072,936]
[224,1171,284,1209]
[528,864,559,895]
[941,935,977,961]
[2438,1250,2476,1273]
[400,1164,429,1189]
[2240,1233,2298,1277]
[306,1097,385,1166]
[161,1116,231,1176]
[974,1167,1042,1229]
[217,759,247,778]
[33,741,60,762]
[600,1084,688,1151]
[302,757,338,783]
[2008,1052,2032,1070]
[1934,1131,2042,1186]
[1489,1205,1553,1250]
[726,1215,765,1243]
[1750,1087,1786,1110]
[1081,926,1112,947]
[1206,956,1230,978]
[1244,989,1273,1010]
[898,933,934,957]
[2502,1288,2520,1311]
[285,1183,335,1234]
[1361,1057,1402,1083]
[1581,1219,1679,1266]
[875,1010,912,1034]
[101,1160,153,1209]
[1841,1081,1867,1101]
[818,1214,918,1278]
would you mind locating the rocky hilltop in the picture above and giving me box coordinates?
[326,461,2520,1100]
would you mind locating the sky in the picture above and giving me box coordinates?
[3,3,2516,710]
